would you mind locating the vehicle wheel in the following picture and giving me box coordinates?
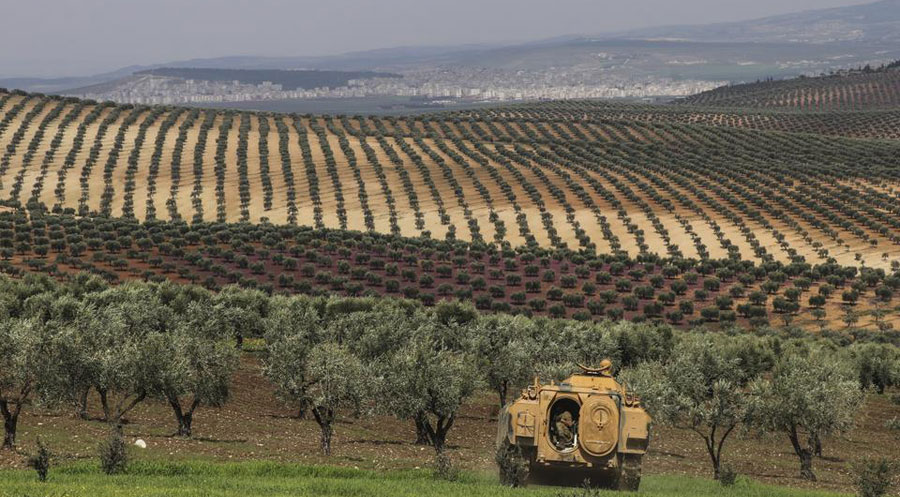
[617,454,642,491]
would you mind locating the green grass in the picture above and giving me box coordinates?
[0,460,850,497]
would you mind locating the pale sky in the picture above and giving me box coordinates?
[0,0,877,78]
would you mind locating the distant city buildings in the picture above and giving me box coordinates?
[69,70,726,105]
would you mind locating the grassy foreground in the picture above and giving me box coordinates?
[0,460,849,497]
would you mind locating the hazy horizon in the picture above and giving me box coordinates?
[0,0,879,78]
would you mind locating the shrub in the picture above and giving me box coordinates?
[572,311,591,321]
[385,279,400,293]
[434,450,459,481]
[623,296,639,311]
[28,438,51,482]
[528,299,546,312]
[885,417,900,431]
[666,310,683,324]
[854,458,896,497]
[99,431,128,475]
[548,304,566,318]
[719,465,737,487]
[670,280,688,295]
[643,302,663,318]
[511,292,526,305]
[701,307,719,322]
[587,300,605,316]
[495,444,529,487]
[475,294,493,310]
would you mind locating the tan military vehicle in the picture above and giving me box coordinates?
[496,360,650,490]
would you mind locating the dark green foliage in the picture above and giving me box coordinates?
[495,444,529,487]
[27,438,51,482]
[854,458,896,497]
[98,431,128,475]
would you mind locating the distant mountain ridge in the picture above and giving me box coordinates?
[2,0,900,94]
[612,0,900,43]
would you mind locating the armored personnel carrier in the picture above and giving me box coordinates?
[496,361,650,490]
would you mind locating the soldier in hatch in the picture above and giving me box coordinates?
[553,410,576,449]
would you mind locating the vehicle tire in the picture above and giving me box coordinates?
[617,454,642,491]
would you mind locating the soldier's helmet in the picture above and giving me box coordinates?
[597,359,613,374]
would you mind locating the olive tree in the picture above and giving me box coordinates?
[72,285,172,428]
[847,343,899,394]
[155,301,239,437]
[213,286,269,349]
[622,335,756,480]
[264,297,369,455]
[381,320,480,474]
[748,350,864,481]
[263,295,325,419]
[18,292,94,419]
[303,342,368,455]
[0,318,56,449]
[470,314,536,408]
[265,332,367,455]
[326,299,417,362]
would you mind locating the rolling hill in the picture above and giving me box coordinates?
[0,85,899,274]
[677,64,900,110]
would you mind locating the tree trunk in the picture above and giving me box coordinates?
[800,454,815,480]
[170,401,193,437]
[108,391,147,432]
[168,395,200,438]
[2,416,15,450]
[312,406,334,456]
[432,431,447,454]
[809,432,822,457]
[1,402,17,450]
[296,398,310,420]
[178,412,193,438]
[414,411,432,446]
[77,387,90,420]
[707,440,721,480]
[320,422,333,456]
[99,389,111,422]
[702,432,722,480]
[426,414,454,455]
[789,426,816,481]
[428,415,455,479]
[497,380,508,409]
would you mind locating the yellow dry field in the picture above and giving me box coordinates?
[1,93,899,271]
[18,104,89,206]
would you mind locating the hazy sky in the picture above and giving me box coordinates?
[0,0,876,78]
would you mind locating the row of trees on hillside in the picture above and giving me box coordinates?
[1,273,897,480]
[3,91,899,264]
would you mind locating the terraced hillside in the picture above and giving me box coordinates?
[678,66,900,110]
[1,89,899,273]
[1,209,898,331]
[460,100,900,141]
